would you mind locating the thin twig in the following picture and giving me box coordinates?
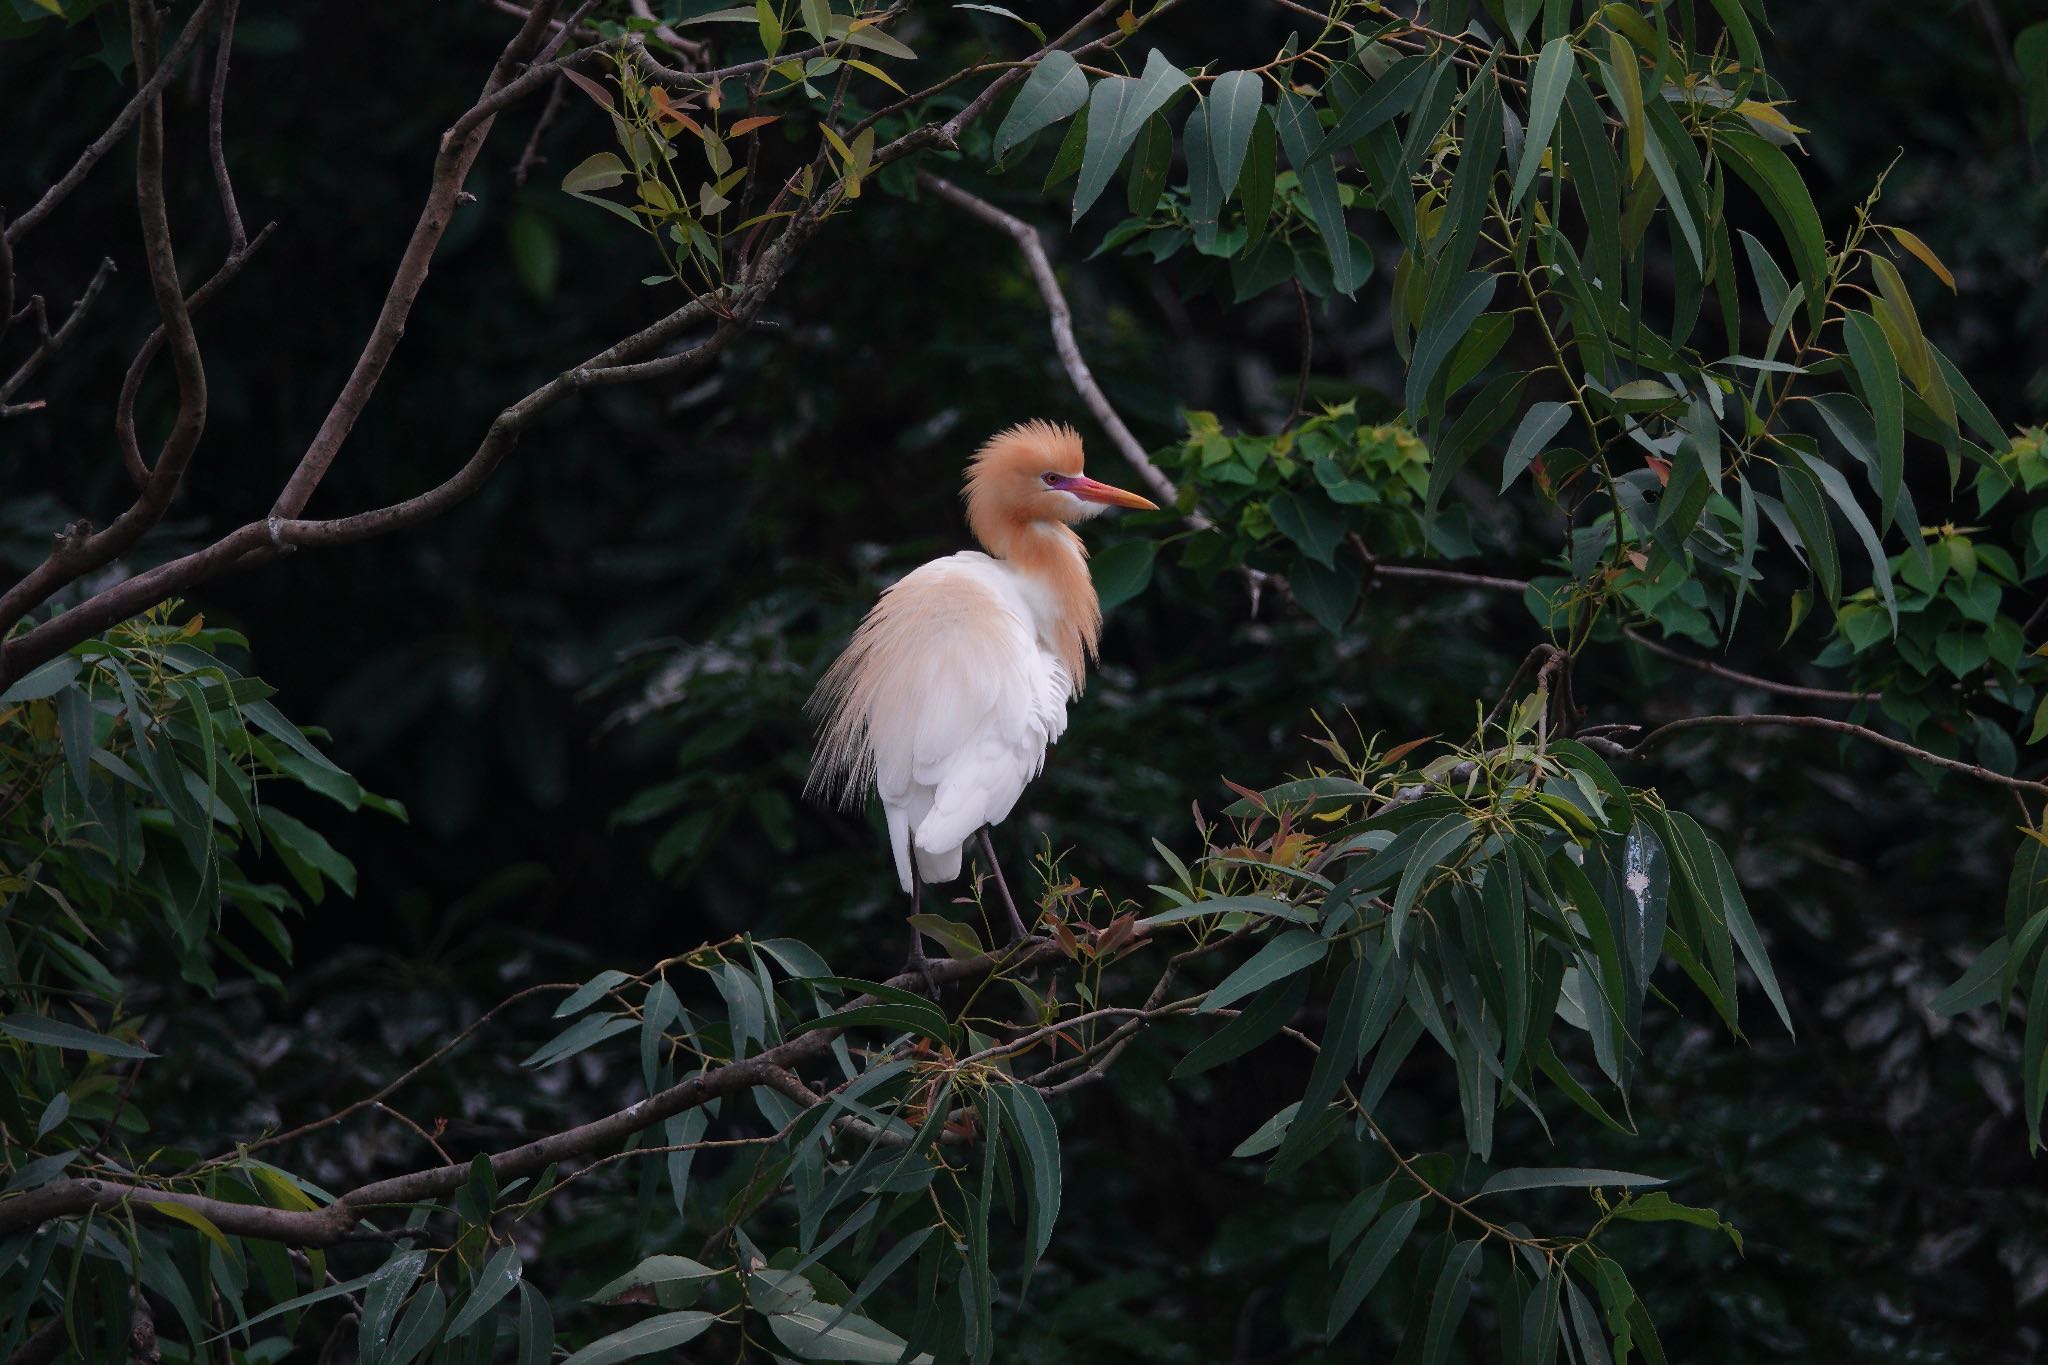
[1605,712,2048,798]
[0,257,116,415]
[512,74,568,186]
[206,0,247,251]
[1620,626,1878,704]
[2,0,225,247]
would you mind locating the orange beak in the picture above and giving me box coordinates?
[1062,475,1158,511]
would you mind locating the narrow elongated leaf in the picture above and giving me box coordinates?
[445,1247,521,1338]
[1274,90,1354,294]
[1423,1240,1484,1365]
[1206,70,1261,199]
[1327,1198,1424,1336]
[1406,274,1497,422]
[997,1082,1061,1268]
[1842,310,1904,527]
[1476,1166,1666,1196]
[1511,38,1574,206]
[1800,452,1897,626]
[1390,815,1476,948]
[1932,938,2011,1016]
[1175,972,1311,1076]
[562,1312,715,1365]
[0,1014,154,1059]
[1311,55,1429,159]
[1716,126,1827,328]
[1704,841,1793,1036]
[1199,930,1329,1012]
[1776,458,1840,606]
[1073,50,1188,222]
[0,655,81,703]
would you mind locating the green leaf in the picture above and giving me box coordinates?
[1422,1240,1483,1365]
[769,1303,929,1363]
[1775,458,1840,607]
[1289,553,1363,634]
[561,151,630,193]
[0,1013,154,1059]
[1475,1166,1666,1196]
[1327,1198,1423,1336]
[1199,930,1329,1013]
[1073,50,1189,222]
[956,4,1045,41]
[1501,405,1570,492]
[1206,70,1262,199]
[1239,106,1278,247]
[516,1283,553,1365]
[1274,90,1355,295]
[1312,55,1429,159]
[1268,490,1345,567]
[556,968,632,1018]
[1390,815,1476,948]
[1842,311,1905,527]
[446,1247,522,1338]
[1716,126,1827,330]
[1511,38,1574,206]
[359,1251,430,1365]
[1800,452,1896,628]
[1174,972,1311,1077]
[588,1255,721,1306]
[1125,112,1173,217]
[1604,28,1645,177]
[1406,273,1497,423]
[997,1082,1061,1269]
[785,1002,951,1048]
[0,655,82,703]
[561,1311,715,1365]
[996,50,1088,157]
[2025,947,2048,1150]
[1932,938,2010,1016]
[1706,840,1793,1036]
[1091,538,1157,610]
[387,1285,445,1365]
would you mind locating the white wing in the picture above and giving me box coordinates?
[808,552,1070,891]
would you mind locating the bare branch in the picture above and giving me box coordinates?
[266,3,566,522]
[0,257,116,416]
[2,0,225,248]
[1620,627,1879,704]
[919,173,1188,514]
[206,0,248,251]
[117,222,277,488]
[1597,711,2048,798]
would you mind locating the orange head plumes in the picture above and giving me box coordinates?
[959,420,1157,690]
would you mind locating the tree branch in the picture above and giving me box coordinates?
[1,0,224,248]
[0,936,1082,1247]
[1620,627,1878,704]
[918,172,1188,513]
[1595,712,2048,798]
[0,257,116,417]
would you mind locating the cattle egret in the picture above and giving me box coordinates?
[807,420,1157,966]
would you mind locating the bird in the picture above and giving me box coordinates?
[806,420,1157,970]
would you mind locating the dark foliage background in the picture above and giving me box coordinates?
[4,1,2047,1360]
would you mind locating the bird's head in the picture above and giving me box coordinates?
[963,421,1159,537]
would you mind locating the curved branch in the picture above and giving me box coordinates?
[919,172,1189,516]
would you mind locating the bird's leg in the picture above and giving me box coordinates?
[976,826,1031,941]
[904,860,939,997]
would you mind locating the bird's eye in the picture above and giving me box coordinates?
[1041,472,1061,487]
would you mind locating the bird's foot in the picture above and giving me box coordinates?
[901,934,941,1000]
